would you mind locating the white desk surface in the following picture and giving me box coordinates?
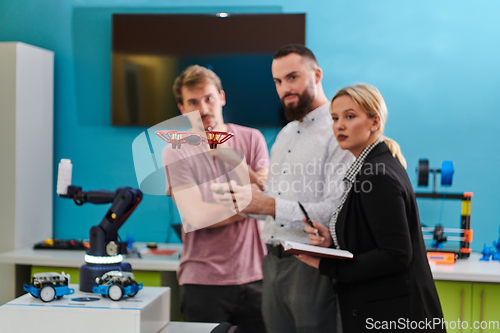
[0,285,217,333]
[3,284,169,311]
[0,285,171,333]
[159,322,218,333]
[2,245,500,283]
[0,242,182,271]
[430,252,500,283]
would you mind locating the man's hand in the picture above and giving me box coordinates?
[240,183,275,216]
[211,180,249,209]
[211,181,275,217]
[170,183,246,231]
[212,146,268,191]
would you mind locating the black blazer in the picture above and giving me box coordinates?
[319,142,446,332]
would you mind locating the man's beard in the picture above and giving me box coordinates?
[281,86,315,122]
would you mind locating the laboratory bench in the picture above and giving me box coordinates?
[0,283,218,333]
[2,247,500,332]
[0,242,183,319]
[430,253,500,333]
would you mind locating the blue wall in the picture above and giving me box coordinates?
[1,0,499,251]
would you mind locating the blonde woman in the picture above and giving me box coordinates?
[298,84,446,332]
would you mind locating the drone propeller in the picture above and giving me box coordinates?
[155,129,234,149]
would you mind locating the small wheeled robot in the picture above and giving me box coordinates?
[23,272,75,302]
[92,271,143,301]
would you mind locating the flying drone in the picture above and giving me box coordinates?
[155,129,234,149]
[157,127,240,215]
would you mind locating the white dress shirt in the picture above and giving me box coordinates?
[261,103,355,244]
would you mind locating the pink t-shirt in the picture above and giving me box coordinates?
[162,124,269,285]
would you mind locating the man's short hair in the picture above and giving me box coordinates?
[173,65,223,104]
[273,44,319,68]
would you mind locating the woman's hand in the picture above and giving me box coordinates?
[303,219,333,248]
[295,254,320,268]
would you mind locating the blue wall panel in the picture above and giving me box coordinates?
[1,0,499,250]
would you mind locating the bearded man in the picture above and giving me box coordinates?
[214,44,355,333]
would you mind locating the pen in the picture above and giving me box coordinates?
[298,202,319,237]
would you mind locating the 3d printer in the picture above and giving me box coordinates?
[416,159,473,264]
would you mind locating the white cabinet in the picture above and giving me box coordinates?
[0,286,171,333]
[0,42,54,304]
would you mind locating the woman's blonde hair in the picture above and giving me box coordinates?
[331,84,407,168]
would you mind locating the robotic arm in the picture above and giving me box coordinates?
[57,159,143,292]
[59,184,143,258]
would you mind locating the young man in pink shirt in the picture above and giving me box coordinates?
[162,65,269,332]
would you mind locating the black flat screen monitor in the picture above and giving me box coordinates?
[111,13,306,127]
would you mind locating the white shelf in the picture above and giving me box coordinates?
[0,42,54,305]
